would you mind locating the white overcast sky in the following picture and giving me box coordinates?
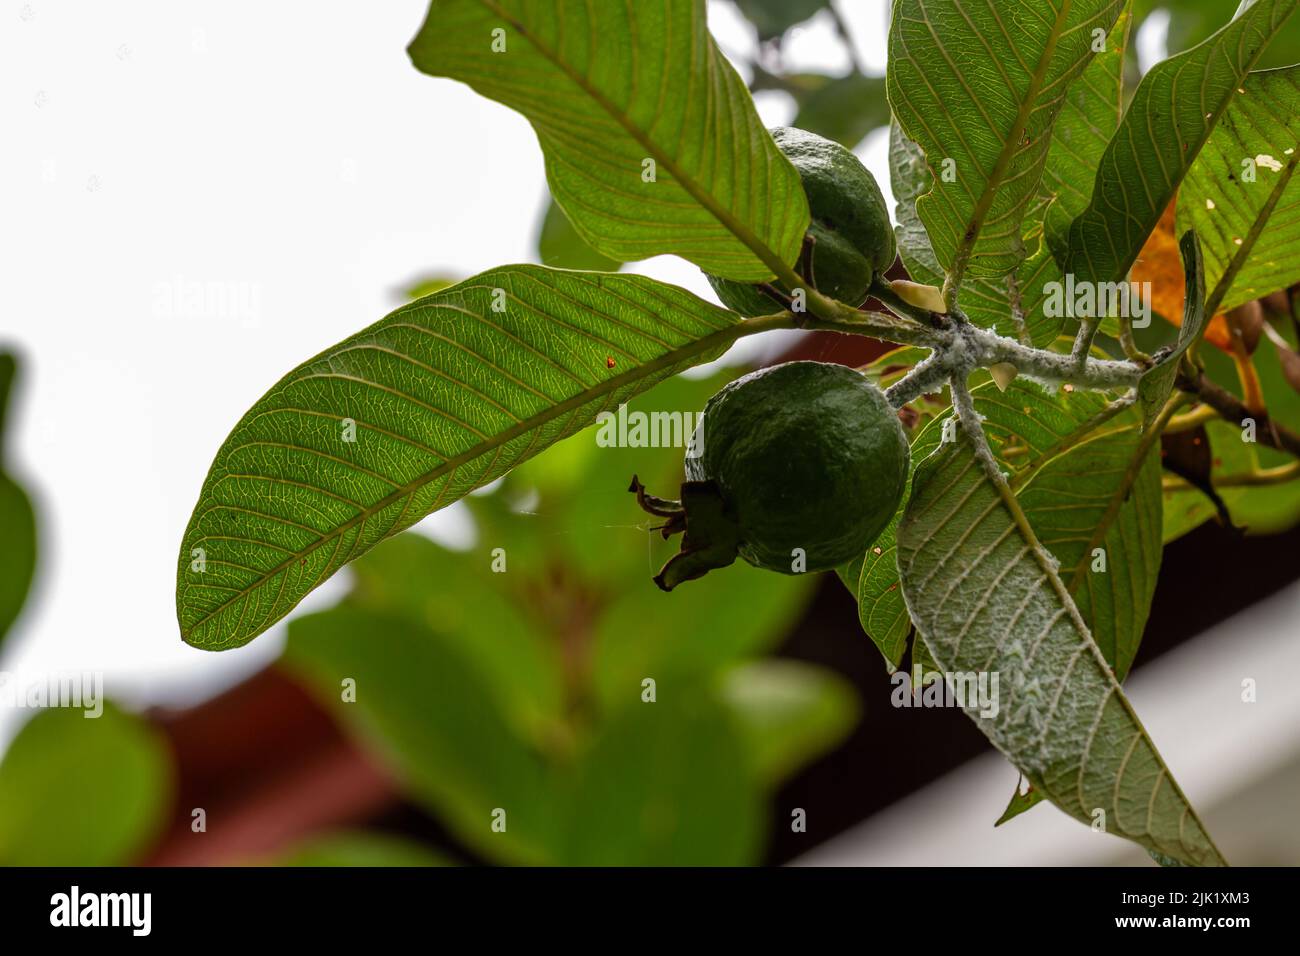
[0,1,1166,744]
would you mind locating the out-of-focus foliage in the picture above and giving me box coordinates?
[0,353,37,650]
[282,370,860,865]
[0,704,171,866]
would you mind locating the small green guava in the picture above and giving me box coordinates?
[631,361,909,590]
[706,126,896,315]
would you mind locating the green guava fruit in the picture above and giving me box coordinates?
[631,361,909,590]
[706,126,896,316]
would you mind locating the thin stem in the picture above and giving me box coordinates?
[1070,318,1099,371]
[1175,368,1300,459]
[1164,403,1217,434]
[827,0,865,75]
[803,305,948,350]
[1116,312,1149,364]
[1163,460,1300,490]
[885,353,949,408]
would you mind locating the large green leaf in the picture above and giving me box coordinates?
[1176,66,1300,313]
[1037,7,1132,253]
[1063,0,1298,287]
[283,605,556,864]
[896,435,1224,866]
[842,379,1161,676]
[0,353,37,648]
[0,704,171,865]
[176,266,779,650]
[887,123,1065,346]
[887,0,1125,282]
[409,0,809,280]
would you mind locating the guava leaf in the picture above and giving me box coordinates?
[1138,231,1207,425]
[717,659,860,785]
[896,434,1224,866]
[283,605,556,865]
[842,380,1161,677]
[887,123,1065,347]
[1062,0,1298,288]
[887,0,1125,282]
[1036,8,1131,254]
[176,266,773,650]
[1175,66,1300,314]
[0,704,171,866]
[0,353,37,648]
[409,0,809,281]
[536,196,622,272]
[995,779,1045,826]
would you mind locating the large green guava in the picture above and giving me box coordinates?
[631,361,909,590]
[706,126,896,315]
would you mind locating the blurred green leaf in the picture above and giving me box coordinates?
[717,659,859,785]
[283,606,556,864]
[344,533,565,746]
[792,73,889,149]
[266,830,453,867]
[402,275,457,300]
[0,353,36,648]
[558,692,763,865]
[0,703,171,865]
[1138,0,1300,70]
[732,0,827,41]
[591,561,813,716]
[537,198,622,272]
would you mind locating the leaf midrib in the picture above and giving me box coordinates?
[182,311,793,643]
[474,0,800,281]
[941,0,1078,296]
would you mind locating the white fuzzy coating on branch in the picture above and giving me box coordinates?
[967,326,1140,390]
[885,353,949,408]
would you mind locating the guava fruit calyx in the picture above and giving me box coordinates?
[629,475,742,591]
